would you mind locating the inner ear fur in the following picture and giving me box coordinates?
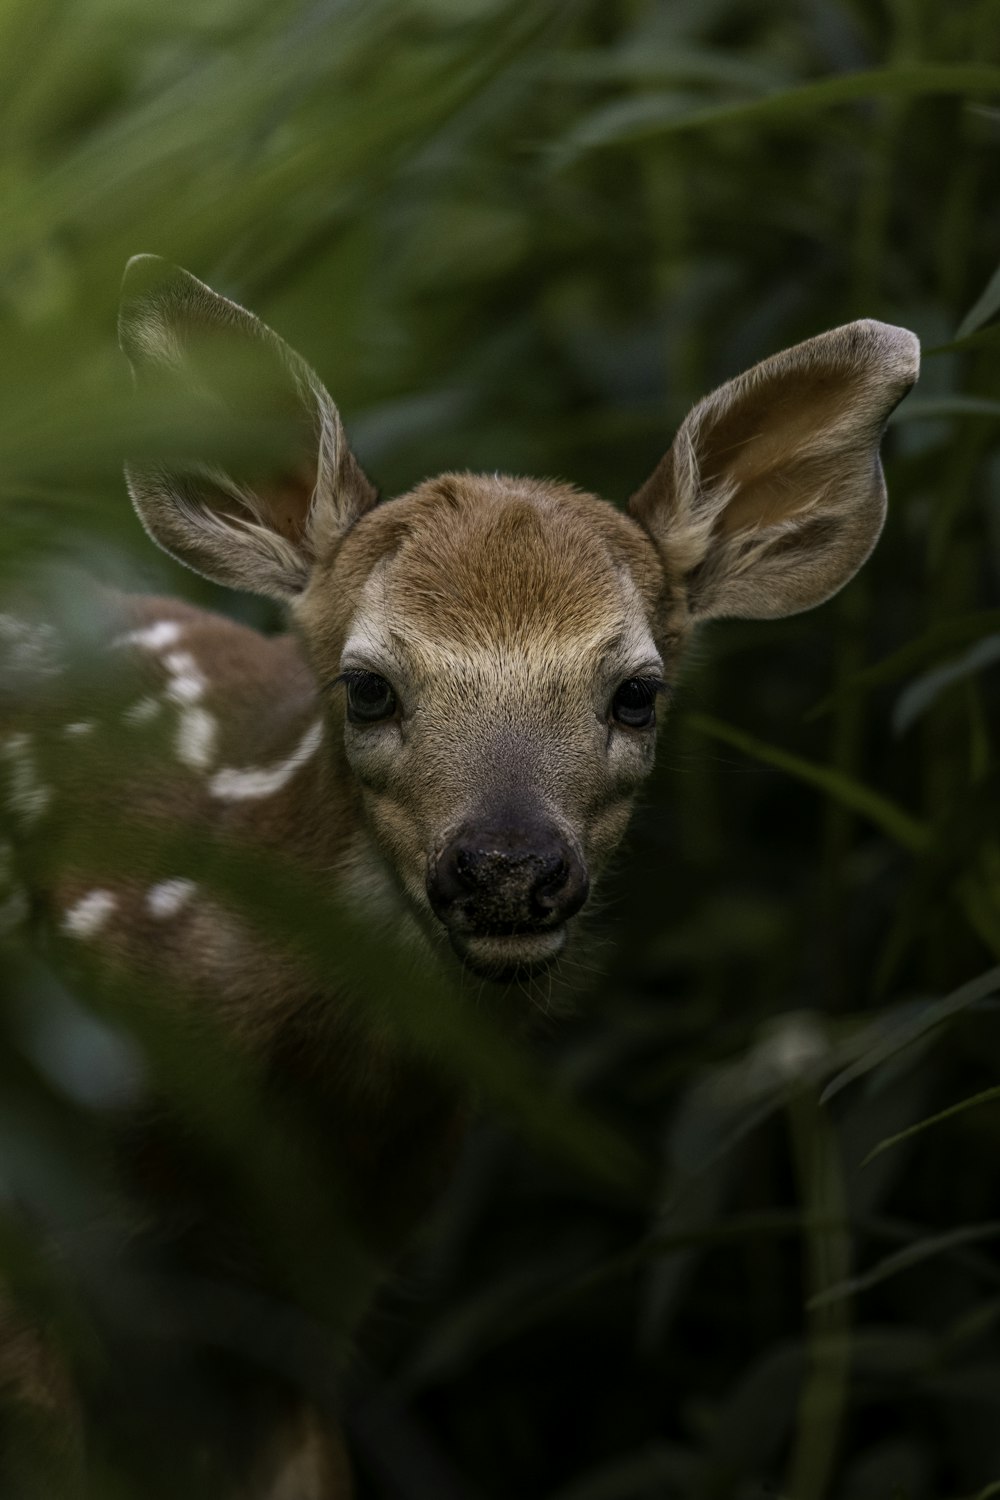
[629,319,920,621]
[119,255,376,600]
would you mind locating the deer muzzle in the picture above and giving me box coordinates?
[426,819,589,976]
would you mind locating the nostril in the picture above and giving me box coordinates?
[531,856,569,915]
[427,843,492,921]
[426,843,472,918]
[453,846,481,890]
[428,829,590,933]
[534,851,589,924]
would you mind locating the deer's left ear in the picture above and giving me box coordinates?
[629,320,919,621]
[119,256,377,601]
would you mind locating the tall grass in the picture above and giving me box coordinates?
[2,0,1000,1495]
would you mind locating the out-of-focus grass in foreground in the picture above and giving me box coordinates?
[2,0,1000,1496]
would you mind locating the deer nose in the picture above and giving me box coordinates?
[427,827,589,935]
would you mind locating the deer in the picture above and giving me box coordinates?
[0,255,919,1499]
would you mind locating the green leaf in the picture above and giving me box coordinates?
[684,712,929,853]
[554,64,1000,163]
[550,45,788,92]
[893,635,1000,735]
[862,1085,1000,1167]
[957,261,1000,339]
[890,395,1000,422]
[807,1223,1000,1310]
[820,966,1000,1104]
[926,323,1000,356]
[808,612,1000,718]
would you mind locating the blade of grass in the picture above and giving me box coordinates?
[685,715,1000,960]
[821,965,1000,1103]
[807,611,1000,719]
[684,711,929,854]
[956,260,1000,338]
[786,1091,851,1500]
[862,1085,1000,1167]
[554,64,1000,162]
[807,1224,1000,1310]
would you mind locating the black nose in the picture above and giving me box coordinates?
[427,824,589,935]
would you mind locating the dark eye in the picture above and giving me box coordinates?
[610,677,660,729]
[343,671,397,724]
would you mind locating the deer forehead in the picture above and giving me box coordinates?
[308,474,667,688]
[343,569,659,705]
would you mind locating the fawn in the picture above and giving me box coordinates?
[0,257,918,1498]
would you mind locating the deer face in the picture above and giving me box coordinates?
[118,257,919,981]
[296,474,667,977]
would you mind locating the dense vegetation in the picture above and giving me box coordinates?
[2,0,1000,1495]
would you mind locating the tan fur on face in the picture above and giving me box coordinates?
[294,474,671,944]
[354,474,661,656]
[297,472,666,658]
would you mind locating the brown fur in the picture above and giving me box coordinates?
[0,262,919,1497]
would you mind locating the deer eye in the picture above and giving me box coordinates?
[342,671,397,724]
[610,677,660,729]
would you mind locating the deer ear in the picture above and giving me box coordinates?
[629,320,919,622]
[119,255,376,601]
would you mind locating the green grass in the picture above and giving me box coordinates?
[2,0,1000,1495]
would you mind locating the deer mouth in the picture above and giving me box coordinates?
[425,818,588,982]
[448,926,567,982]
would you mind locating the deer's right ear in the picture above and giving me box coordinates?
[119,256,376,600]
[629,320,919,622]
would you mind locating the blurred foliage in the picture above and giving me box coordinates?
[2,0,1000,1495]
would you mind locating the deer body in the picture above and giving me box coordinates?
[0,258,919,1498]
[3,590,468,1243]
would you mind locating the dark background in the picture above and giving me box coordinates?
[2,1,1000,1496]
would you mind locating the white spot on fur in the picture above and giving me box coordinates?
[145,878,196,919]
[62,889,117,939]
[63,721,95,738]
[163,650,207,706]
[117,635,217,769]
[122,696,162,726]
[1,733,51,826]
[209,720,323,801]
[160,649,218,771]
[176,707,217,770]
[114,620,182,652]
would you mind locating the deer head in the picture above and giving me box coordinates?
[119,258,918,981]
